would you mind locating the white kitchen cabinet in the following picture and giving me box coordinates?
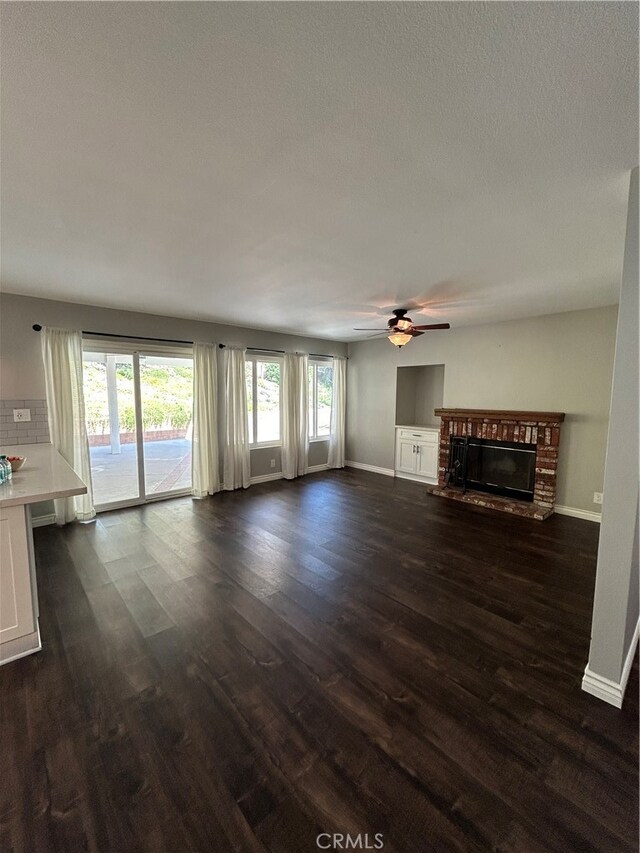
[0,505,36,648]
[395,426,439,484]
[0,443,87,665]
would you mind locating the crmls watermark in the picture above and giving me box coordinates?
[316,833,384,850]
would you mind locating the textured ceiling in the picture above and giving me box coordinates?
[1,2,637,340]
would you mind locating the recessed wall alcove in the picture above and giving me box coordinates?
[395,365,445,427]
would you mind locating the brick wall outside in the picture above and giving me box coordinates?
[88,428,188,446]
[0,399,50,446]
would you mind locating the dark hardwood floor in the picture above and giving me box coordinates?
[1,469,638,852]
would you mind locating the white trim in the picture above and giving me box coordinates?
[554,505,602,523]
[581,668,625,708]
[250,463,330,485]
[250,472,283,485]
[96,496,144,512]
[620,619,640,699]
[0,622,42,666]
[346,460,395,477]
[146,488,192,503]
[246,353,283,449]
[582,619,640,708]
[94,487,192,513]
[31,513,56,528]
[395,471,438,486]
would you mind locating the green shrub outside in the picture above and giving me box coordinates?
[83,361,193,434]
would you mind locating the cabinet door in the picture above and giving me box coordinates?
[416,441,438,478]
[0,506,35,646]
[397,439,417,473]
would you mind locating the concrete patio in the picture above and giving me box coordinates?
[89,438,191,505]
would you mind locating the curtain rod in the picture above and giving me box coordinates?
[32,325,193,346]
[31,325,345,358]
[218,343,344,359]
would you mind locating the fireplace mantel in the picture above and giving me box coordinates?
[434,408,565,423]
[432,408,566,520]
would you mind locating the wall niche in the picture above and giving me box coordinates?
[395,364,445,427]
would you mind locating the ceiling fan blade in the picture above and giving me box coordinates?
[353,327,391,331]
[408,329,424,337]
[410,323,451,331]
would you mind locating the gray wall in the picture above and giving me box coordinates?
[395,367,418,427]
[415,365,445,427]
[0,292,347,511]
[0,292,347,398]
[347,305,618,512]
[586,167,639,686]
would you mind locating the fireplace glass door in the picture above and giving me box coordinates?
[466,439,536,500]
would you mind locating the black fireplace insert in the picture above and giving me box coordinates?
[448,436,536,501]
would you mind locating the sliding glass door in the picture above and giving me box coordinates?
[139,355,193,497]
[83,352,141,506]
[83,347,193,510]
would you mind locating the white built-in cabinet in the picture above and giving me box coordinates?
[394,364,443,485]
[395,427,439,484]
[0,505,38,659]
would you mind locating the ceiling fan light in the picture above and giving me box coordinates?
[388,331,412,347]
[395,317,412,331]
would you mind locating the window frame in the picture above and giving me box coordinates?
[246,353,283,449]
[81,339,194,510]
[308,358,333,442]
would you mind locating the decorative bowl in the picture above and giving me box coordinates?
[8,456,26,472]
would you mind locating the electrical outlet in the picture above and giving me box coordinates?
[270,459,276,469]
[593,492,603,505]
[13,408,31,422]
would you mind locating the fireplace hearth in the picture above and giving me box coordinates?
[433,408,565,520]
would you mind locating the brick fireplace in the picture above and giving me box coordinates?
[432,408,565,520]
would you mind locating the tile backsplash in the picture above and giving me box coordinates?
[0,399,50,446]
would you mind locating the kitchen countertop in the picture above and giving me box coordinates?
[0,443,87,508]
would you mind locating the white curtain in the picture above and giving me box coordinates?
[328,356,347,469]
[41,327,95,524]
[282,352,309,479]
[222,347,250,490]
[191,342,220,497]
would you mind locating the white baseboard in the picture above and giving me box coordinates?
[345,460,395,477]
[620,619,640,699]
[250,464,330,485]
[582,619,640,708]
[250,472,283,485]
[554,505,602,523]
[31,513,56,528]
[395,471,438,486]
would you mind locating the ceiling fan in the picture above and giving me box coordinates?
[354,308,450,348]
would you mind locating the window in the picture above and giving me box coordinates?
[246,356,281,445]
[308,361,333,440]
